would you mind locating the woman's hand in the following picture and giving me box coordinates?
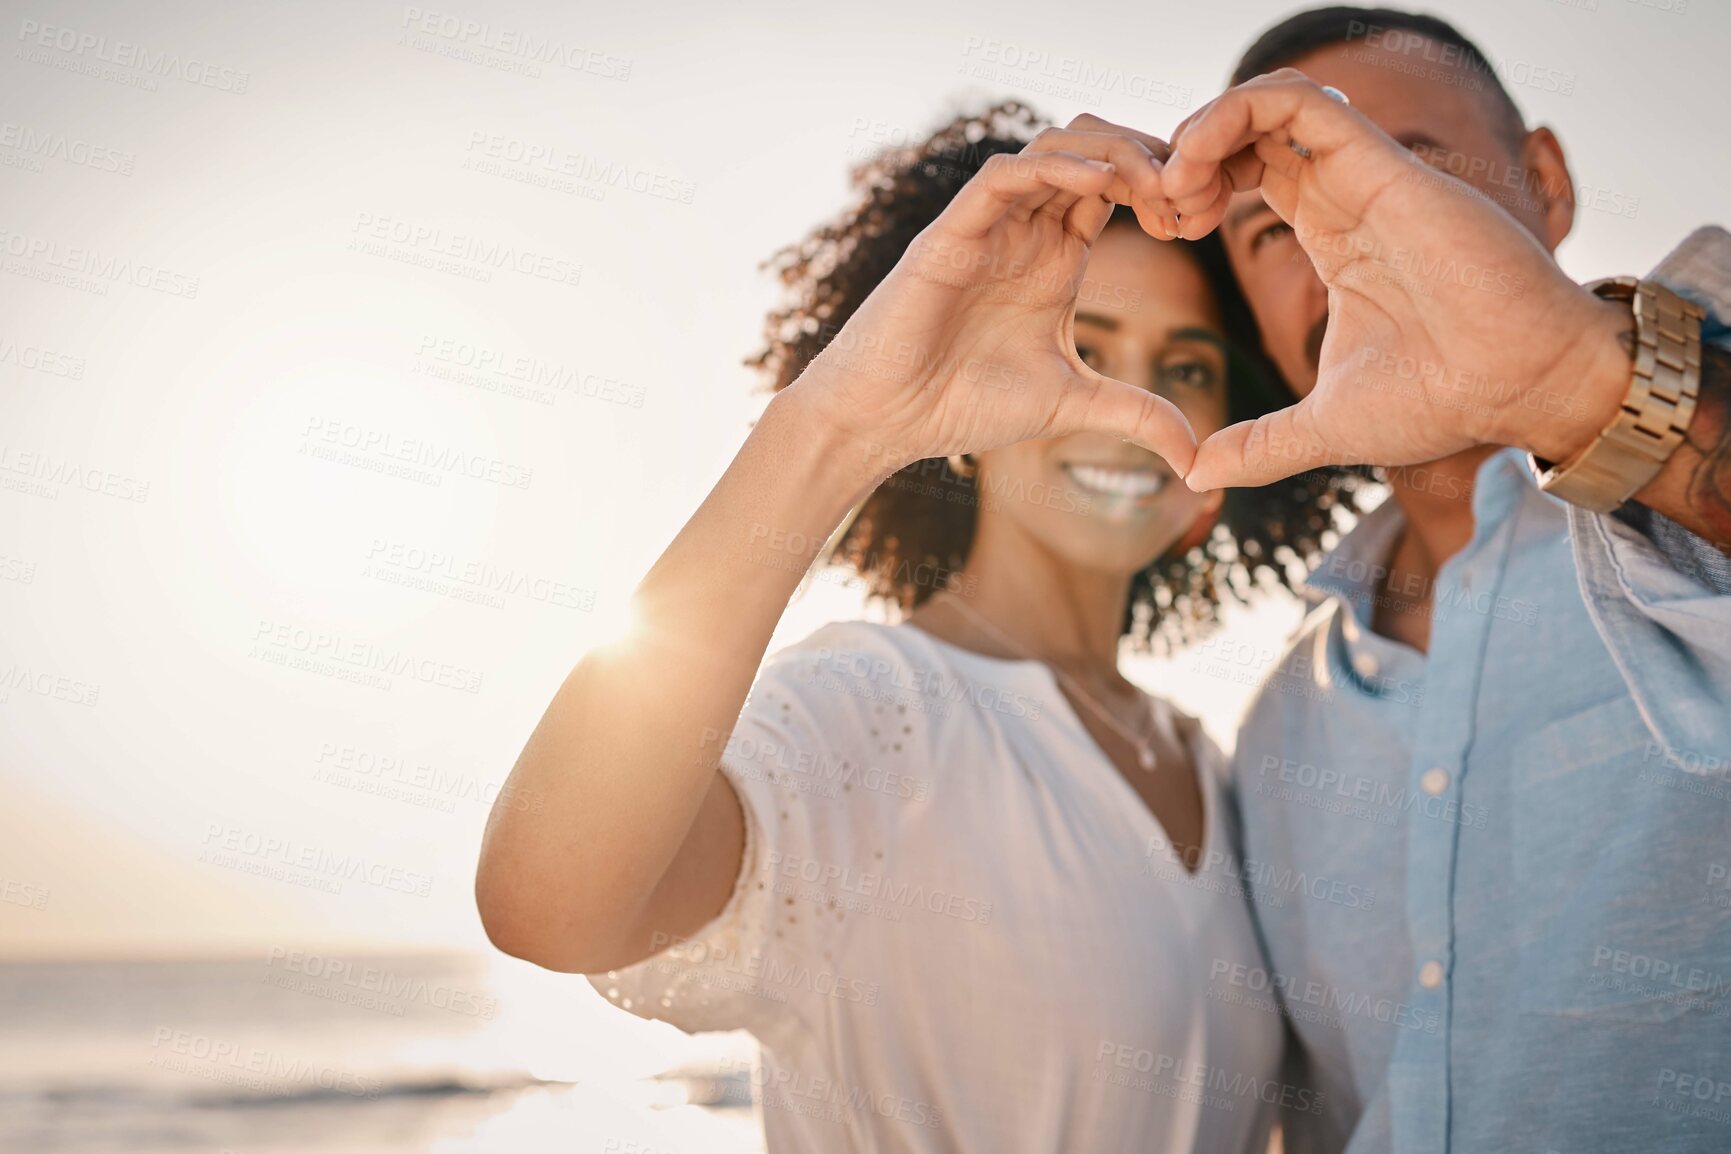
[479,131,1199,976]
[788,141,1198,479]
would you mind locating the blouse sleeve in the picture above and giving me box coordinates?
[586,622,935,1040]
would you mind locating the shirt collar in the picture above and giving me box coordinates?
[1650,225,1731,344]
[1304,447,1538,613]
[1303,489,1406,618]
[1295,448,1540,688]
[1468,446,1544,540]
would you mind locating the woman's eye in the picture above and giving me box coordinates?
[1075,342,1105,372]
[1250,221,1293,253]
[1159,360,1220,390]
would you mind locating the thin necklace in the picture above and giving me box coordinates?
[938,591,1160,772]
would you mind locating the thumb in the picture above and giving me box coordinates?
[1184,400,1330,491]
[1060,373,1198,476]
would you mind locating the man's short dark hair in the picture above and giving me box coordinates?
[1232,6,1527,148]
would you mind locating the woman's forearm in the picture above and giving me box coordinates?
[476,379,888,971]
[473,146,1176,971]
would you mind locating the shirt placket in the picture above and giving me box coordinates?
[1386,482,1518,1154]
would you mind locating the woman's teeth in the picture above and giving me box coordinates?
[1063,464,1167,498]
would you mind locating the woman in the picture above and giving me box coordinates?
[477,104,1357,1152]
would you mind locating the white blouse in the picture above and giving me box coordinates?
[590,620,1282,1153]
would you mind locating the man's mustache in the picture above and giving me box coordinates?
[1305,316,1329,370]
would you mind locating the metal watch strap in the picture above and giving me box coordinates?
[1530,276,1705,513]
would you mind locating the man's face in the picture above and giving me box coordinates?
[1219,38,1561,397]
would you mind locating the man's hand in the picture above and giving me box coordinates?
[788,142,1197,483]
[1154,70,1630,491]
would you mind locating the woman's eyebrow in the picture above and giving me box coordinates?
[1075,311,1120,331]
[1166,326,1226,352]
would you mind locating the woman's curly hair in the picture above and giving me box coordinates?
[748,101,1369,650]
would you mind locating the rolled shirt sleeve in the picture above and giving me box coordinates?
[1569,225,1731,768]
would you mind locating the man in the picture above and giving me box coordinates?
[1169,8,1731,1153]
[1025,4,1729,1148]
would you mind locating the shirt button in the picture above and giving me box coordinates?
[1421,767,1450,795]
[1353,652,1380,678]
[1419,960,1445,989]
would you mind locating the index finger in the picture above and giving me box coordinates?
[1061,114,1180,238]
[1021,121,1172,226]
[1164,70,1370,209]
[942,150,1118,238]
[1063,113,1171,163]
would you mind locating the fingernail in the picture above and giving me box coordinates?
[1087,160,1115,173]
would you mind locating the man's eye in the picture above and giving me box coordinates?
[1075,342,1105,372]
[1250,221,1293,253]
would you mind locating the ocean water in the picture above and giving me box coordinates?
[0,954,764,1154]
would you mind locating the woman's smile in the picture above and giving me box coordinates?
[1060,461,1172,503]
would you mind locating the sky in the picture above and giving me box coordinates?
[2,0,1726,959]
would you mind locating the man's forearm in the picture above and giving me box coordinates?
[1633,338,1731,550]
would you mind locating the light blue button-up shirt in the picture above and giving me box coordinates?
[1232,227,1731,1154]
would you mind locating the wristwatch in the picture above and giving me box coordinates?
[1529,276,1705,513]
